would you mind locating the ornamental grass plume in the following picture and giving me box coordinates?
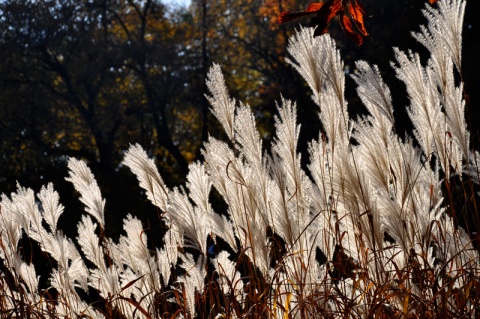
[1,0,479,317]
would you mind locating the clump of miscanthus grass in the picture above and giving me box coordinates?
[1,0,479,318]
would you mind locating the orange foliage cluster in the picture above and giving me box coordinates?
[259,0,297,30]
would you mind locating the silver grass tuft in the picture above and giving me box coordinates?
[123,143,169,211]
[205,63,236,141]
[66,158,105,227]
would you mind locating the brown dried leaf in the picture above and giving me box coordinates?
[340,12,364,45]
[348,0,368,36]
[278,0,369,45]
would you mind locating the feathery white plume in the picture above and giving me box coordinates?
[77,215,106,271]
[66,158,105,227]
[123,143,169,211]
[19,262,39,295]
[177,254,206,316]
[351,61,394,133]
[286,27,326,103]
[212,251,244,298]
[37,183,64,233]
[205,63,236,141]
[234,102,263,167]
